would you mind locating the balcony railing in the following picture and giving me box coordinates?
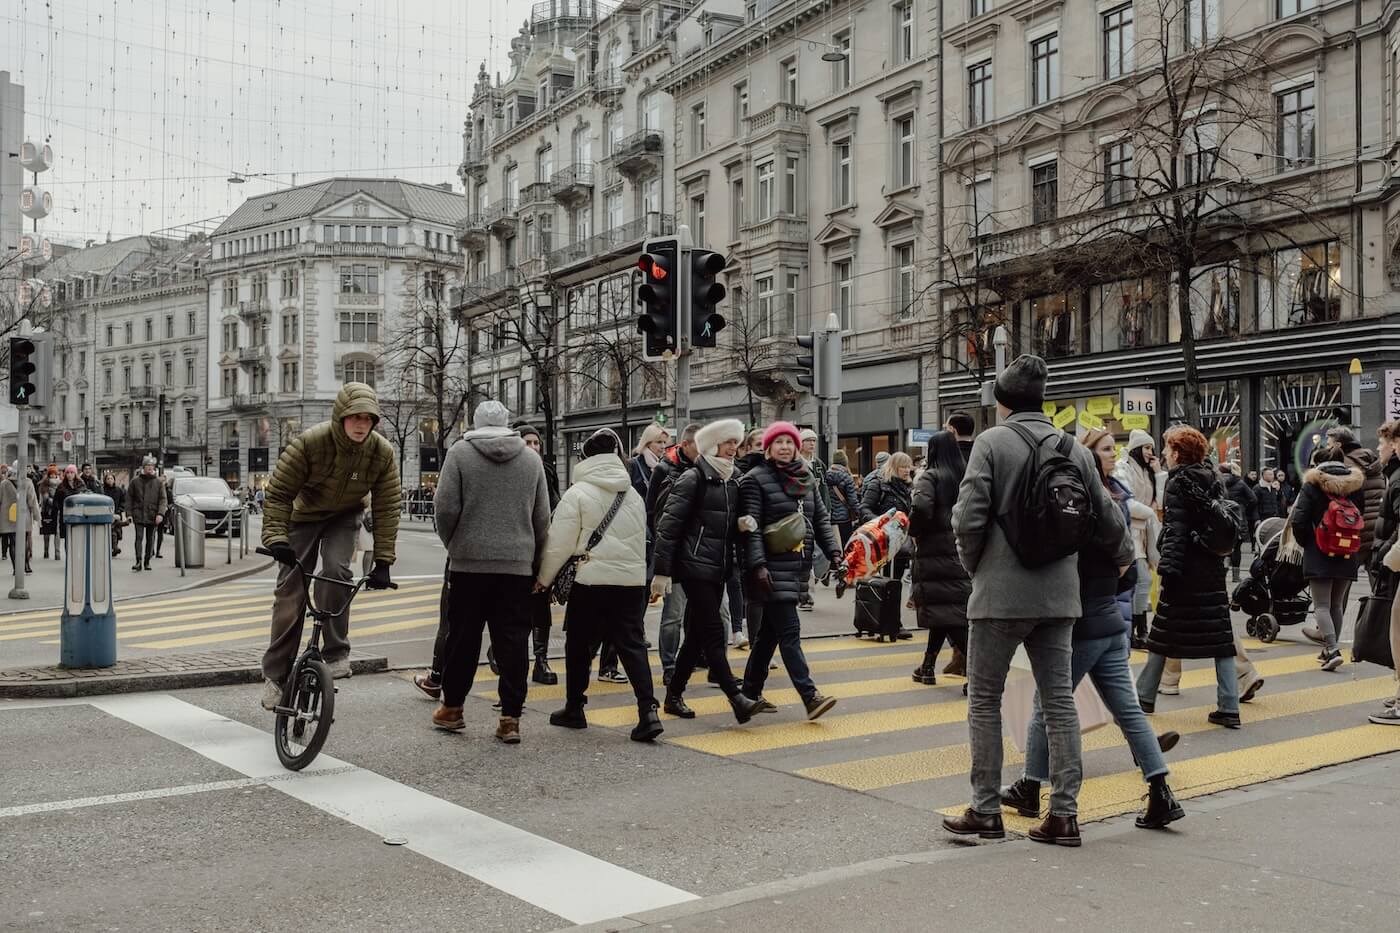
[744,101,807,137]
[595,67,624,94]
[605,129,664,175]
[238,345,270,364]
[520,181,553,206]
[128,386,158,401]
[545,213,675,271]
[550,163,594,202]
[454,268,519,313]
[484,198,520,230]
[229,392,271,412]
[739,216,809,252]
[530,0,612,27]
[238,298,269,318]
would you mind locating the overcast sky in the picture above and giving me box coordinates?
[3,0,536,245]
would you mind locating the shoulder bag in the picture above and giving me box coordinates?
[551,492,627,606]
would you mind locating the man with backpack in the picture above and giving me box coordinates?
[944,355,1132,847]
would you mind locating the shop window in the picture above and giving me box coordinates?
[1258,369,1343,480]
[953,304,1012,373]
[1091,277,1159,352]
[1168,379,1241,462]
[1255,241,1341,331]
[1030,292,1077,359]
[1184,264,1240,339]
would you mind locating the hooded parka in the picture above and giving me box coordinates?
[907,466,970,631]
[1290,463,1367,581]
[537,454,647,588]
[1148,462,1235,660]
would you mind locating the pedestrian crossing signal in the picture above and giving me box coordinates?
[9,337,37,406]
[636,237,679,360]
[689,250,727,348]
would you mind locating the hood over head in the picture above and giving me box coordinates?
[1305,462,1365,496]
[572,451,632,493]
[1344,446,1381,479]
[331,382,382,450]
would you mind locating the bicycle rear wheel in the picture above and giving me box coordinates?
[274,657,335,770]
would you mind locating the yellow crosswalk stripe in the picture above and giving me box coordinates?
[114,591,440,640]
[940,724,1400,830]
[797,674,1394,791]
[129,599,444,649]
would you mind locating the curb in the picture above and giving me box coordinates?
[0,559,275,618]
[0,654,388,699]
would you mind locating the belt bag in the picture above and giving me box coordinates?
[551,492,626,605]
[763,510,806,554]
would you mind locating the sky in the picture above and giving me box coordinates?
[2,0,537,245]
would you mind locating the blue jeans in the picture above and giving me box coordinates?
[1136,651,1238,714]
[742,601,816,703]
[1025,634,1167,785]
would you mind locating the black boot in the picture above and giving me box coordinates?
[487,644,499,675]
[999,777,1042,818]
[914,647,938,685]
[631,704,664,742]
[663,695,695,719]
[729,692,761,724]
[532,626,558,685]
[1136,776,1185,829]
[1131,614,1148,650]
[549,702,587,729]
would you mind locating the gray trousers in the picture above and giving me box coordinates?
[261,510,359,683]
[659,583,728,673]
[967,618,1081,818]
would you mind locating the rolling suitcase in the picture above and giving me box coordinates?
[854,574,904,641]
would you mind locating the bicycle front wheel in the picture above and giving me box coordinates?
[274,658,335,770]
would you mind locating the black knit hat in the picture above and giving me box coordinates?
[994,354,1049,413]
[582,427,623,458]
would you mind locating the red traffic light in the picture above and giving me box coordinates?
[638,254,670,280]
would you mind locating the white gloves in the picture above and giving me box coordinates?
[737,515,758,533]
[651,574,673,600]
[1384,544,1400,573]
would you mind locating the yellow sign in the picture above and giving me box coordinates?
[1052,406,1078,430]
[1086,396,1115,416]
[1113,403,1124,421]
[1122,413,1151,431]
[1079,410,1105,431]
[1042,401,1058,418]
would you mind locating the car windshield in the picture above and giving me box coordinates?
[176,478,231,496]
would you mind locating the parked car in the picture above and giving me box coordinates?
[171,476,243,537]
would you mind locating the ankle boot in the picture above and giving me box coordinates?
[729,692,761,724]
[1131,614,1148,650]
[942,647,966,678]
[530,627,557,684]
[631,704,663,742]
[912,662,937,685]
[999,777,1042,818]
[1136,776,1185,829]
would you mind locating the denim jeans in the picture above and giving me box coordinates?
[659,582,728,672]
[742,601,817,703]
[1308,578,1353,650]
[1025,634,1166,786]
[967,618,1081,817]
[1136,651,1238,714]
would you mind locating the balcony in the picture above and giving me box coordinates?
[550,163,594,205]
[484,198,519,234]
[459,144,488,182]
[230,392,271,412]
[744,101,807,139]
[594,67,624,96]
[738,216,809,254]
[238,345,270,365]
[128,386,158,401]
[520,181,553,207]
[604,129,664,178]
[309,242,408,259]
[453,267,518,316]
[238,298,269,320]
[456,213,490,249]
[530,0,611,31]
[545,213,675,273]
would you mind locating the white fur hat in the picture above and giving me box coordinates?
[696,418,745,457]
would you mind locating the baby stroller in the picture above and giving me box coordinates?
[1230,517,1310,643]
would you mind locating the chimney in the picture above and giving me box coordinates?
[438,182,454,191]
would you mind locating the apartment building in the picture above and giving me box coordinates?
[935,0,1400,474]
[205,178,462,490]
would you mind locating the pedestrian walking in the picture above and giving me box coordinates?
[1288,449,1366,672]
[0,464,23,568]
[79,463,101,495]
[1113,430,1166,650]
[798,428,831,610]
[737,421,846,720]
[646,423,703,685]
[39,474,59,560]
[826,450,859,547]
[1369,421,1400,725]
[652,419,762,724]
[1001,427,1184,831]
[908,431,970,686]
[1254,467,1285,521]
[538,428,661,741]
[53,466,87,562]
[943,355,1129,846]
[516,422,560,686]
[858,451,915,585]
[431,400,550,743]
[259,383,399,708]
[862,451,890,494]
[1135,425,1243,728]
[102,472,126,557]
[728,428,768,649]
[1329,426,1385,571]
[628,422,670,501]
[1218,462,1258,581]
[126,457,168,572]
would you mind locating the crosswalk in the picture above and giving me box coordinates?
[471,632,1400,831]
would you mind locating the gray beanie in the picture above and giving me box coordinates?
[994,354,1049,413]
[473,400,510,429]
[875,451,890,467]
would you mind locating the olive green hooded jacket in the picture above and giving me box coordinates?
[261,383,401,563]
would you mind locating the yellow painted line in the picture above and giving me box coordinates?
[798,674,1395,791]
[941,724,1400,831]
[114,591,440,640]
[664,651,1340,758]
[129,600,444,649]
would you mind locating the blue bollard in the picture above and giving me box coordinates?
[59,493,117,668]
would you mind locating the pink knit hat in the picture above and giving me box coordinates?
[761,421,802,451]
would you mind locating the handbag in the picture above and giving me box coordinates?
[763,510,807,554]
[550,492,626,606]
[1352,594,1395,670]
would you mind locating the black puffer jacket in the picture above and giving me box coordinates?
[652,456,739,584]
[645,446,694,529]
[735,451,766,476]
[738,458,841,604]
[908,467,969,631]
[1341,446,1385,565]
[826,465,859,525]
[1148,463,1234,659]
[1290,463,1366,582]
[1254,483,1284,521]
[1219,471,1257,536]
[858,473,913,524]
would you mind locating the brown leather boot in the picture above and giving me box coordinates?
[1029,814,1081,847]
[941,808,1005,839]
[943,648,967,678]
[495,715,521,744]
[431,705,465,731]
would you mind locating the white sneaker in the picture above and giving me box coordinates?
[727,629,737,647]
[1300,625,1326,646]
[260,678,283,711]
[1237,665,1265,703]
[735,631,750,650]
[326,658,352,680]
[1158,680,1181,696]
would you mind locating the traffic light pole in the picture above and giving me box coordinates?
[673,224,695,426]
[10,411,30,600]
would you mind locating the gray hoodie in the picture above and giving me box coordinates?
[434,427,551,576]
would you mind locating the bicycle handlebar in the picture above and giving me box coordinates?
[256,546,400,604]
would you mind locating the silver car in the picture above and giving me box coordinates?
[172,476,244,537]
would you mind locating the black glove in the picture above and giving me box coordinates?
[747,566,773,598]
[832,560,849,599]
[268,542,298,567]
[367,560,392,590]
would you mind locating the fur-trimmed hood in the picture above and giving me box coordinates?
[1304,463,1365,496]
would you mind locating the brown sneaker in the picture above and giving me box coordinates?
[412,671,441,700]
[495,715,521,744]
[432,705,465,731]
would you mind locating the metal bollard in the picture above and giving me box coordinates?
[59,493,117,668]
[174,505,186,578]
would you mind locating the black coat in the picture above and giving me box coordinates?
[908,467,969,631]
[1077,480,1134,642]
[1220,472,1257,532]
[1290,464,1367,581]
[628,454,652,501]
[738,459,841,604]
[1148,463,1234,660]
[645,447,693,529]
[102,483,126,514]
[825,465,859,525]
[52,481,86,533]
[1254,483,1284,521]
[859,474,913,524]
[652,456,739,584]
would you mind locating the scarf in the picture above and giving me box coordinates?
[773,457,814,497]
[642,447,661,471]
[704,454,735,481]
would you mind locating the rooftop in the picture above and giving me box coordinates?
[214,178,463,236]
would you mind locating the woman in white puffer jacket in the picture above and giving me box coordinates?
[536,428,661,742]
[1114,429,1166,649]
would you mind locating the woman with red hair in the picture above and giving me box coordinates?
[1135,425,1242,729]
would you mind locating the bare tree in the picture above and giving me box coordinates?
[0,251,52,374]
[385,267,470,476]
[564,270,664,440]
[723,293,793,425]
[376,364,427,486]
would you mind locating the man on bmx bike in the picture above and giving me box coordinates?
[260,382,401,710]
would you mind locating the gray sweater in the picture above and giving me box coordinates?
[952,412,1134,621]
[434,428,551,577]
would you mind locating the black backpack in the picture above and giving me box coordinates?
[997,422,1096,568]
[1194,497,1242,557]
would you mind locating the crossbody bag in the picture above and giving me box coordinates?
[551,492,627,605]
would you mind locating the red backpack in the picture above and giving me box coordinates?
[1315,494,1363,558]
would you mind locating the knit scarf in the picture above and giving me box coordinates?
[642,447,661,471]
[773,457,814,497]
[704,453,735,481]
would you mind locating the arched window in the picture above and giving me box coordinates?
[344,359,376,387]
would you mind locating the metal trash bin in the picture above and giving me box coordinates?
[60,493,116,668]
[174,499,206,569]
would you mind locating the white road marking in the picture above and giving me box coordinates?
[89,694,697,924]
[0,777,264,817]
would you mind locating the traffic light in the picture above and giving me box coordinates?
[795,315,844,400]
[1331,405,1352,427]
[9,337,36,406]
[636,236,679,360]
[689,250,727,348]
[796,331,822,395]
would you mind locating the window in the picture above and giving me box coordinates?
[730,178,745,238]
[124,322,133,344]
[894,243,915,319]
[221,369,237,397]
[1256,241,1341,330]
[103,415,111,444]
[1031,293,1077,359]
[57,394,66,422]
[1184,121,1219,185]
[164,315,174,339]
[163,360,172,387]
[187,311,196,335]
[78,392,85,417]
[692,103,707,151]
[122,413,131,439]
[782,60,798,104]
[972,176,994,236]
[344,359,376,387]
[755,275,775,338]
[338,311,380,343]
[143,362,153,387]
[185,358,196,387]
[1277,1,1317,16]
[831,30,852,91]
[689,194,706,245]
[498,376,518,412]
[734,81,749,134]
[1187,263,1241,339]
[783,272,800,335]
[756,161,775,221]
[79,351,86,372]
[834,260,854,331]
[1092,278,1158,351]
[1103,5,1133,79]
[833,139,852,206]
[783,156,799,213]
[894,1,914,64]
[106,324,114,347]
[970,0,989,16]
[281,360,299,393]
[103,368,113,394]
[424,271,446,303]
[339,264,380,294]
[1104,141,1135,206]
[222,277,237,307]
[324,224,334,242]
[967,62,992,127]
[641,177,661,216]
[1031,33,1059,105]
[1031,162,1058,224]
[605,190,623,230]
[1277,84,1316,167]
[185,408,195,438]
[144,318,153,342]
[122,365,132,392]
[894,117,916,187]
[1186,0,1218,47]
[222,321,239,352]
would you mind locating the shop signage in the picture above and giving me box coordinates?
[1386,370,1400,421]
[1052,406,1077,430]
[1121,387,1156,416]
[907,428,934,446]
[1078,410,1105,431]
[1122,413,1152,431]
[1086,396,1115,417]
[1360,372,1378,392]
